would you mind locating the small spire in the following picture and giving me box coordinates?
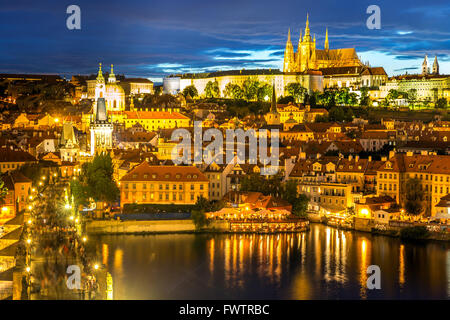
[304,13,311,37]
[287,28,291,42]
[96,62,104,82]
[108,64,116,83]
[324,27,329,50]
[299,29,302,45]
[271,82,277,113]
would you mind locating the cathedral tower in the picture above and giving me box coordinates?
[324,27,329,51]
[422,55,429,75]
[283,29,295,72]
[432,56,439,75]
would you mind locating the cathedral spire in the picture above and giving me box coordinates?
[432,55,439,75]
[422,55,429,75]
[283,28,295,72]
[305,13,310,36]
[324,27,329,50]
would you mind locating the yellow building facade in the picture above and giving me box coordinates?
[120,162,209,206]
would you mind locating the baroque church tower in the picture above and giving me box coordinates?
[90,97,113,155]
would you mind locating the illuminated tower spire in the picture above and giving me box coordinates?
[305,13,310,37]
[108,64,116,83]
[324,27,329,50]
[422,55,429,75]
[96,63,104,83]
[432,55,439,75]
[283,28,295,72]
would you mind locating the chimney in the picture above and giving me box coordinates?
[388,150,395,159]
[349,155,353,161]
[355,155,359,162]
[300,152,306,160]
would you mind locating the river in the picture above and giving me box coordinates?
[95,223,450,299]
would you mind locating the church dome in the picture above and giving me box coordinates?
[105,82,125,94]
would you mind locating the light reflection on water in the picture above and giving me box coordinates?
[96,224,450,300]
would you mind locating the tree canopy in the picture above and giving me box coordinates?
[70,153,119,209]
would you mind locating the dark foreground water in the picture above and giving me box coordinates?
[96,224,450,299]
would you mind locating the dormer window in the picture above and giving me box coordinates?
[385,162,392,169]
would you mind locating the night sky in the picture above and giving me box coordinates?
[1,0,449,82]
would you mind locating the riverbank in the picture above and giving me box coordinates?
[85,219,309,235]
[307,214,450,242]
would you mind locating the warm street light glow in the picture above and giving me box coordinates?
[69,215,74,221]
[82,237,87,242]
[75,218,79,223]
[26,239,31,244]
[32,188,36,192]
[65,203,72,209]
[26,267,31,273]
[41,176,46,180]
[94,264,99,270]
[28,205,32,210]
[27,219,32,225]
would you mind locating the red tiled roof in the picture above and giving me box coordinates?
[120,162,208,182]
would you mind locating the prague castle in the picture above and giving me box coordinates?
[283,14,362,73]
[165,15,381,97]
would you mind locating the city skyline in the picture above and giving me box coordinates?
[1,0,450,82]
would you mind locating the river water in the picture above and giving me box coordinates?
[96,223,450,299]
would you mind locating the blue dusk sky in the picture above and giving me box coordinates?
[1,0,449,83]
